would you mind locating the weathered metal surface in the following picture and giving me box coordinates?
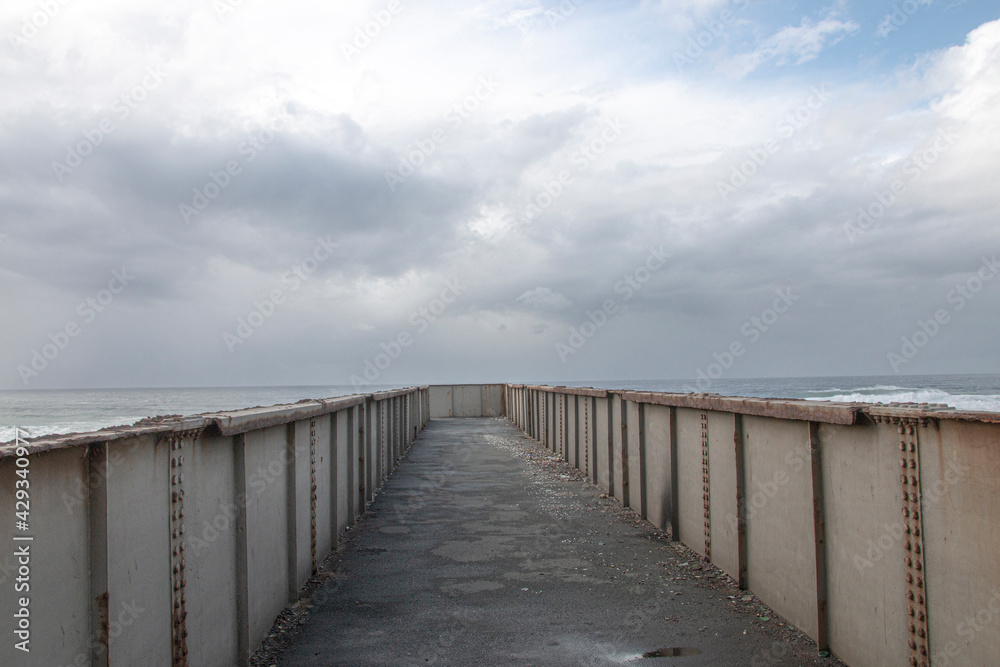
[520,387,861,424]
[638,402,648,519]
[701,411,712,561]
[525,387,1000,425]
[520,384,609,398]
[0,387,431,667]
[165,429,199,666]
[309,419,318,574]
[370,386,431,401]
[606,396,615,498]
[583,397,590,478]
[862,402,1000,425]
[206,396,369,437]
[629,392,863,425]
[809,422,829,653]
[875,415,931,667]
[620,398,630,507]
[508,384,1000,667]
[97,590,110,665]
[733,415,747,590]
[669,406,680,541]
[6,386,997,460]
[0,422,192,457]
[562,396,568,460]
[0,395,384,455]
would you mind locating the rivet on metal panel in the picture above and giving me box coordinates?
[700,412,711,561]
[898,417,929,666]
[310,419,319,573]
[163,429,199,667]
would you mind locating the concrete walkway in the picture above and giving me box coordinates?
[276,419,843,666]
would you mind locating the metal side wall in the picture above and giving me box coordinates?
[0,387,430,667]
[428,384,505,418]
[508,384,1000,667]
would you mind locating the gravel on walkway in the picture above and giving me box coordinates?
[260,418,845,667]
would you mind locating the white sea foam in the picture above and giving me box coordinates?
[0,420,140,445]
[807,388,1000,413]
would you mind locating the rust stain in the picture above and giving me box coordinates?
[97,590,110,664]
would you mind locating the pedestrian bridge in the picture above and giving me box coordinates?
[1,385,997,666]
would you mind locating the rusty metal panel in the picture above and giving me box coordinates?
[917,418,1000,666]
[741,416,820,642]
[243,426,294,651]
[184,431,241,667]
[0,447,96,666]
[675,407,705,555]
[642,404,672,533]
[706,410,739,581]
[701,411,711,561]
[822,420,910,667]
[105,434,173,667]
[593,396,611,493]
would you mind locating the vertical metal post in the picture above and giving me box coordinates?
[330,412,339,547]
[285,423,298,602]
[309,419,318,574]
[638,402,647,519]
[591,397,598,484]
[809,421,830,653]
[348,407,357,525]
[168,431,197,666]
[621,397,630,508]
[88,443,110,667]
[607,395,615,498]
[234,434,249,667]
[883,416,931,666]
[734,414,748,589]
[668,407,680,541]
[701,411,711,561]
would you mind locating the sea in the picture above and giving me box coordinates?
[2,374,1000,444]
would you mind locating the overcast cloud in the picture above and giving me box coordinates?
[1,0,998,389]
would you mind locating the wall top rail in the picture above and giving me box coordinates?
[863,402,1000,424]
[204,394,369,436]
[0,386,430,458]
[512,384,1000,426]
[515,385,610,398]
[371,385,430,401]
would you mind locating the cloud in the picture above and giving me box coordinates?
[729,17,861,76]
[515,287,573,311]
[0,2,998,388]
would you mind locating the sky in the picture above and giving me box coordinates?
[1,0,998,390]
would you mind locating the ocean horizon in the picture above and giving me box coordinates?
[3,373,1000,443]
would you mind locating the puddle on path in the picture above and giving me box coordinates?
[641,647,701,658]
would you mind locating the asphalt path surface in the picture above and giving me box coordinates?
[273,418,844,667]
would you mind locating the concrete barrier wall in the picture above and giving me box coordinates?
[0,387,430,667]
[506,384,1000,667]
